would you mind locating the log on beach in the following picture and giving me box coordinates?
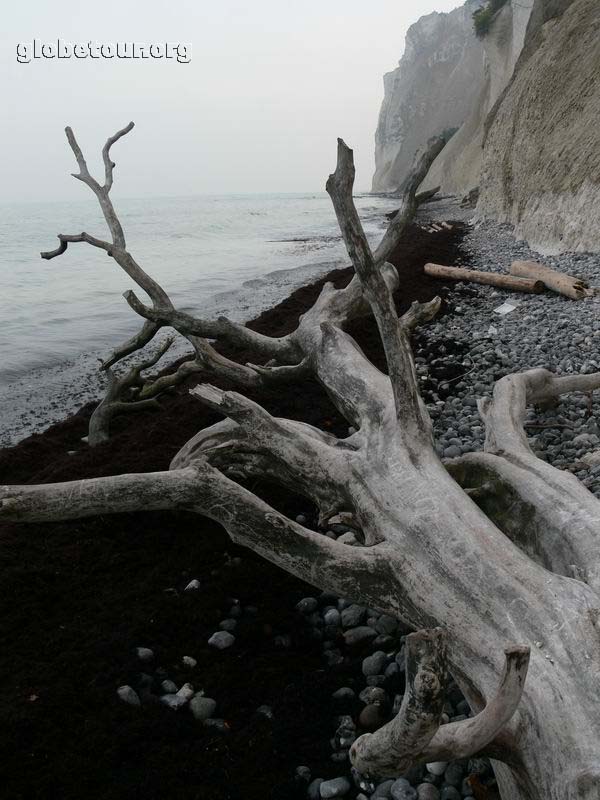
[424,262,545,293]
[510,260,592,300]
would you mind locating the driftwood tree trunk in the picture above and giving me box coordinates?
[2,126,600,799]
[510,260,592,300]
[424,262,544,294]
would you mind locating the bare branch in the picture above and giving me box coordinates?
[0,468,200,522]
[0,460,390,612]
[374,135,448,265]
[190,383,330,462]
[124,290,297,361]
[421,645,531,762]
[245,357,311,384]
[326,139,433,444]
[480,368,600,458]
[88,337,175,446]
[41,232,112,260]
[64,124,134,248]
[102,121,135,191]
[351,634,530,777]
[101,321,162,370]
[350,628,448,777]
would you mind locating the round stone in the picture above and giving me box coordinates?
[190,695,217,721]
[343,626,377,647]
[416,785,440,800]
[426,762,448,777]
[295,765,311,782]
[341,604,367,628]
[439,787,461,800]
[391,779,417,800]
[359,686,388,706]
[135,647,154,662]
[296,597,318,614]
[362,651,388,677]
[117,685,140,706]
[319,776,352,798]
[359,703,386,731]
[443,762,463,787]
[372,779,394,798]
[208,630,235,649]
[308,779,324,800]
[324,608,341,627]
[332,687,355,703]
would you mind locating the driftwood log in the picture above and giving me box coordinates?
[2,125,600,799]
[510,260,591,300]
[424,263,544,294]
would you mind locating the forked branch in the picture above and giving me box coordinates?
[88,337,176,446]
[326,140,437,444]
[350,630,530,777]
[350,628,448,777]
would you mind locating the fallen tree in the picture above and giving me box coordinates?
[424,262,544,293]
[510,260,593,300]
[2,124,600,800]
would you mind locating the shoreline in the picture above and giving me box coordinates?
[0,256,347,449]
[0,216,468,800]
[4,206,600,799]
[0,197,402,449]
[0,213,466,470]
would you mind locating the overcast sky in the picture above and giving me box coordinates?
[2,0,461,202]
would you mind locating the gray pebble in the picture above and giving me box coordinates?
[135,647,154,662]
[319,776,351,798]
[391,779,417,800]
[372,779,395,798]
[117,685,140,706]
[343,626,377,647]
[416,786,440,800]
[362,651,388,677]
[296,597,319,614]
[308,779,324,800]
[208,631,235,649]
[341,604,367,628]
[190,695,217,721]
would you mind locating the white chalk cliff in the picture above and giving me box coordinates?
[374,0,600,253]
[421,0,535,197]
[477,0,600,253]
[372,0,486,193]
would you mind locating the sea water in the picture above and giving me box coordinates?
[0,192,398,444]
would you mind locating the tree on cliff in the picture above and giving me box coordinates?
[2,124,600,800]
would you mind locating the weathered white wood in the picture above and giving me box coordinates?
[510,260,591,300]
[88,337,174,446]
[351,634,531,775]
[5,128,600,799]
[424,262,544,294]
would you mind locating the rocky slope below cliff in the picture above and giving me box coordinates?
[372,0,486,193]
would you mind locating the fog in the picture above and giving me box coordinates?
[2,0,461,201]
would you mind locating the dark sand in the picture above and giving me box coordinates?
[0,222,465,800]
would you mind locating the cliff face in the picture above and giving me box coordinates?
[372,0,486,193]
[477,0,600,253]
[421,0,534,196]
[374,0,599,253]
